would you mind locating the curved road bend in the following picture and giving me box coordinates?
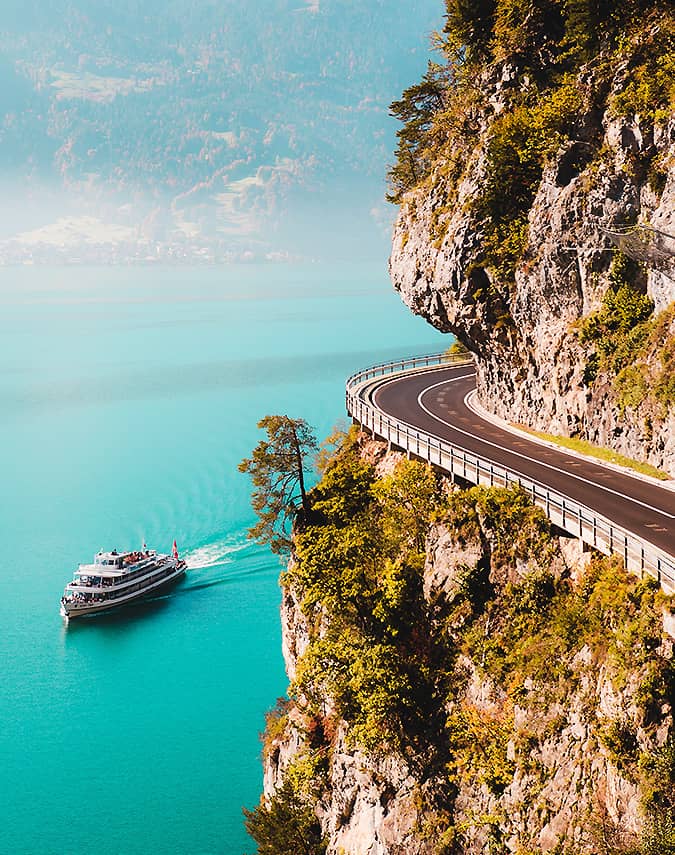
[371,364,675,560]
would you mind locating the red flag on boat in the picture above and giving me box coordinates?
[172,539,179,560]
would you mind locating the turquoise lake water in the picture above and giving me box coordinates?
[0,263,446,854]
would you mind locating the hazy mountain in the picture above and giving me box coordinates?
[0,0,441,262]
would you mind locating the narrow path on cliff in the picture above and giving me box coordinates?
[371,364,675,560]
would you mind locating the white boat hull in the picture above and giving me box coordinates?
[61,564,186,619]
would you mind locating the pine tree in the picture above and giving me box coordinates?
[239,415,318,554]
[243,780,326,855]
[387,62,449,201]
[444,0,496,59]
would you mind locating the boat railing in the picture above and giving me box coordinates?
[64,563,178,602]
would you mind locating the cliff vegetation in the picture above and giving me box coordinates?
[387,0,675,474]
[247,430,674,855]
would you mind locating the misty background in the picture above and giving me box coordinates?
[0,0,441,263]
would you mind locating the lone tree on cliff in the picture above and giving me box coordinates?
[239,415,318,554]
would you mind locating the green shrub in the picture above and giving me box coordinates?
[444,339,472,359]
[446,705,516,794]
[578,277,654,370]
[243,779,326,855]
[287,446,444,753]
[611,17,675,123]
[578,277,675,418]
[444,0,496,62]
[599,718,639,770]
[464,554,668,698]
[576,253,658,394]
[639,738,675,854]
[474,79,584,281]
[615,364,650,412]
[268,428,673,846]
[262,697,292,756]
[442,485,555,567]
[372,458,440,553]
[310,453,375,527]
[654,310,675,411]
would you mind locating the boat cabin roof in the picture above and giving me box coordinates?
[76,549,157,577]
[96,550,126,563]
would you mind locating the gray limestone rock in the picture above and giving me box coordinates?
[389,78,675,475]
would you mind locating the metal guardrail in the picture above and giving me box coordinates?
[346,353,675,594]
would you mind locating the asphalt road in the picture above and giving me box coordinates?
[371,364,675,560]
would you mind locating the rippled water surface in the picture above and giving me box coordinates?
[0,264,445,854]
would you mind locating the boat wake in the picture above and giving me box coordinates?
[179,533,277,592]
[182,535,249,570]
[62,536,277,627]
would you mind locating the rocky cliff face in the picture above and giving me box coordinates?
[250,12,675,852]
[256,436,674,855]
[389,19,675,475]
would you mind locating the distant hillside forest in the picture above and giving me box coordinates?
[0,0,441,258]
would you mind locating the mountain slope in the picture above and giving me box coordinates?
[0,0,441,261]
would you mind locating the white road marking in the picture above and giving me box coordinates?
[408,375,675,521]
[372,369,674,523]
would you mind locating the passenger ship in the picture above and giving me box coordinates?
[60,541,186,619]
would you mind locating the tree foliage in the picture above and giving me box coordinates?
[388,0,674,288]
[243,780,326,855]
[577,254,655,379]
[443,0,663,68]
[580,290,675,417]
[261,429,672,847]
[287,439,443,753]
[372,458,439,553]
[444,0,496,59]
[239,415,318,554]
[387,62,450,202]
